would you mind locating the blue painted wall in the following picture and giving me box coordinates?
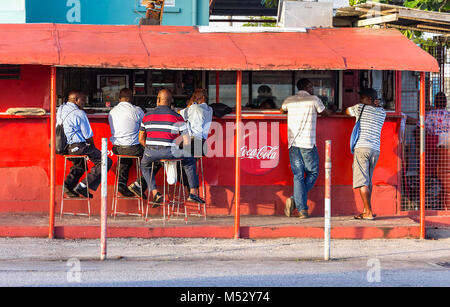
[25,0,209,26]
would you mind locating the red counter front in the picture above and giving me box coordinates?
[0,111,401,217]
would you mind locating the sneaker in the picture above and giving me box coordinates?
[284,197,295,217]
[298,210,309,219]
[118,184,135,197]
[74,184,93,199]
[151,192,164,208]
[64,187,79,198]
[128,182,147,200]
[187,193,205,204]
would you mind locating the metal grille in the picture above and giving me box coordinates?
[400,45,450,211]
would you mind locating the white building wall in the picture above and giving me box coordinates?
[0,0,26,23]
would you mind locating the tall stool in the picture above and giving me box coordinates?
[60,155,91,219]
[112,155,144,218]
[145,159,187,224]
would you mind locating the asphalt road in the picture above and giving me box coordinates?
[0,233,449,287]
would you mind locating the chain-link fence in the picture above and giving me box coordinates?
[400,45,450,211]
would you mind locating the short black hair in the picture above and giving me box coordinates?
[119,88,133,101]
[296,79,312,91]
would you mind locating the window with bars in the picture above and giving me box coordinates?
[0,65,20,80]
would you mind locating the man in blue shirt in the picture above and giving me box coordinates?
[57,91,112,198]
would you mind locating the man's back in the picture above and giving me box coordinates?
[56,102,93,144]
[109,101,144,146]
[348,103,386,152]
[180,103,213,140]
[140,105,188,147]
[282,91,325,149]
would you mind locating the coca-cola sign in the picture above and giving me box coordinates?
[240,145,279,160]
[240,122,280,176]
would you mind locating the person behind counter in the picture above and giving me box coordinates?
[108,88,161,199]
[345,88,386,221]
[281,79,333,219]
[139,89,205,205]
[57,90,112,198]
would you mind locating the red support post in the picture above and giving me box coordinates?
[234,71,242,240]
[419,71,426,239]
[216,71,220,103]
[49,66,56,239]
[395,71,402,115]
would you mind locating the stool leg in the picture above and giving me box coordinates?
[200,158,206,220]
[113,156,120,218]
[84,157,91,219]
[145,162,155,221]
[136,157,142,217]
[163,162,167,223]
[179,161,187,224]
[60,157,68,220]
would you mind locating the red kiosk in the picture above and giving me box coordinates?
[0,24,439,239]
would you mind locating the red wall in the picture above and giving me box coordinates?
[0,65,401,217]
[0,65,51,112]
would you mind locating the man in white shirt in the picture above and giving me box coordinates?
[281,79,332,219]
[108,88,159,198]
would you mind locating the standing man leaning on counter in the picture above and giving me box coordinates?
[108,88,161,199]
[281,79,333,219]
[346,88,386,221]
[57,90,112,198]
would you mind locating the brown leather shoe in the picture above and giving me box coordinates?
[284,198,295,217]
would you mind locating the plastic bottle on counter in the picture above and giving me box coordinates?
[105,96,111,108]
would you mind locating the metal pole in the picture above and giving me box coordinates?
[49,66,57,239]
[419,72,426,239]
[100,138,108,260]
[234,71,242,240]
[216,71,220,103]
[324,140,331,260]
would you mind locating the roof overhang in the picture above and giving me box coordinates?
[0,23,440,72]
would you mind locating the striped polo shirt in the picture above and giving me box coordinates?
[348,103,386,152]
[140,105,188,147]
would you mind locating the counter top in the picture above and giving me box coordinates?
[0,111,403,120]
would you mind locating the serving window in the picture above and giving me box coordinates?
[207,70,338,110]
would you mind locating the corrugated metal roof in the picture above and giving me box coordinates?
[0,23,440,72]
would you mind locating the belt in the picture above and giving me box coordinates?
[68,142,87,147]
[147,145,172,150]
[114,144,142,148]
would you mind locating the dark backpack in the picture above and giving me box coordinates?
[55,105,77,155]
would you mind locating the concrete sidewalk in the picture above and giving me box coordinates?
[0,213,444,239]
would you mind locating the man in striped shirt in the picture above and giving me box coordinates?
[139,89,204,205]
[346,88,386,220]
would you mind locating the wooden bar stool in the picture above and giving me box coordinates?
[112,155,144,218]
[60,155,91,219]
[145,159,187,224]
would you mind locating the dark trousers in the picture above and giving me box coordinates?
[141,145,199,192]
[65,142,112,191]
[112,144,161,192]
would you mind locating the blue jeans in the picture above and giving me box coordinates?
[289,145,319,212]
[140,146,199,192]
